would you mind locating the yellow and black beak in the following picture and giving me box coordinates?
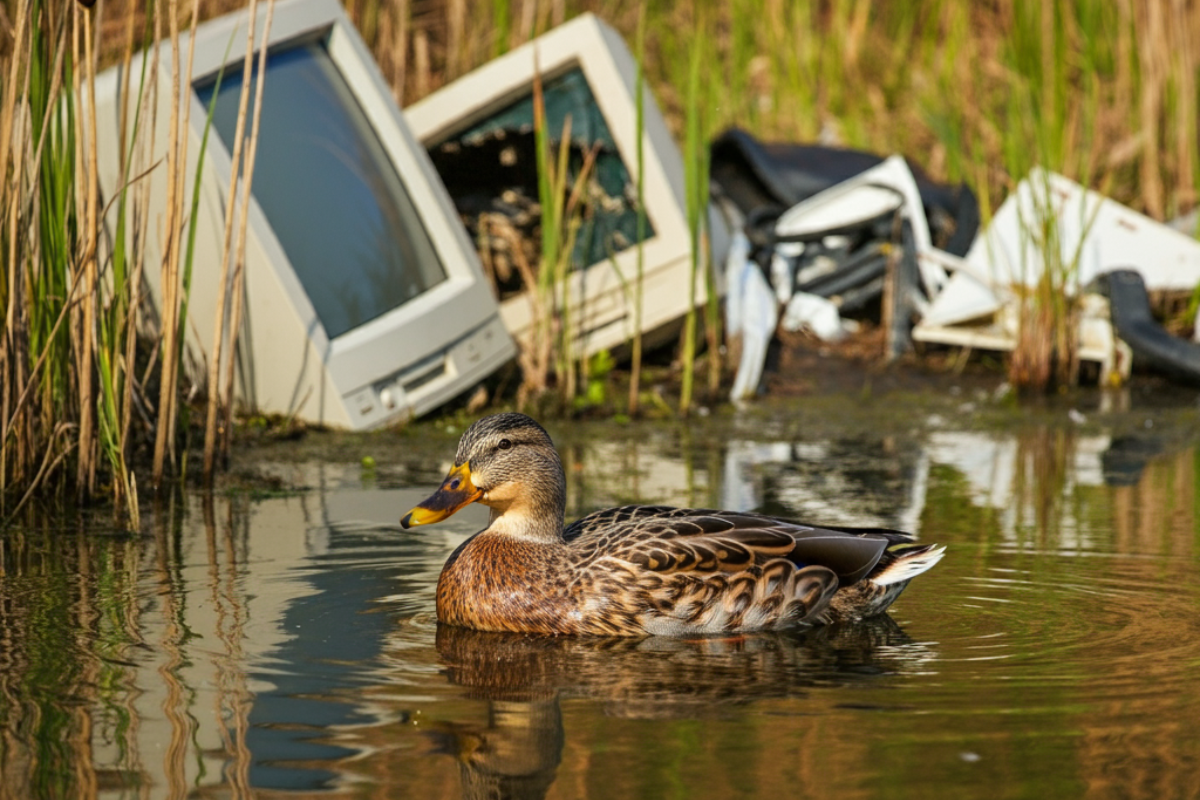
[400,462,482,528]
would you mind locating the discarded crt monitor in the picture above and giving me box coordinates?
[406,13,728,358]
[91,0,515,429]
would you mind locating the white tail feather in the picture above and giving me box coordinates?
[871,545,946,587]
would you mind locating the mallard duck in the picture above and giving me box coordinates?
[401,412,944,636]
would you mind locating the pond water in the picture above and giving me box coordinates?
[2,395,1199,798]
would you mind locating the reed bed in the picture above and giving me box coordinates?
[1,0,265,521]
[2,0,1198,507]
[1,0,123,518]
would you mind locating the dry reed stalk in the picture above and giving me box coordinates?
[533,0,553,37]
[549,135,600,406]
[446,0,465,79]
[412,26,429,98]
[528,55,555,406]
[484,212,548,406]
[550,117,573,401]
[1114,0,1134,127]
[175,0,201,423]
[391,0,409,105]
[0,0,29,503]
[117,5,144,528]
[145,0,203,487]
[4,288,87,460]
[466,12,494,70]
[115,0,136,177]
[704,233,720,398]
[151,0,181,487]
[1170,0,1196,211]
[679,7,708,416]
[75,1,101,501]
[516,0,536,48]
[1135,1,1167,219]
[0,0,29,201]
[219,0,275,465]
[69,5,83,432]
[202,0,261,483]
[1,226,13,500]
[626,4,646,417]
[6,423,75,521]
[124,19,162,509]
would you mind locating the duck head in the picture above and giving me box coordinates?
[400,413,567,540]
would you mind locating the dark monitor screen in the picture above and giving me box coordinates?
[195,37,446,341]
[426,67,654,297]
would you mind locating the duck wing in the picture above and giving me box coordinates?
[564,505,896,585]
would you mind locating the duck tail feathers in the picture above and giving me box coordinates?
[872,544,946,587]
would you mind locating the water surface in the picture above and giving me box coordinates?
[2,401,1199,798]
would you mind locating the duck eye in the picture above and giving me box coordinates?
[497,439,512,451]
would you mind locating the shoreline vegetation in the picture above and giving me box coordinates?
[2,0,1198,521]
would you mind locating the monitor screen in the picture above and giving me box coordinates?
[426,66,654,299]
[195,36,446,340]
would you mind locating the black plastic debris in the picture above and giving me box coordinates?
[710,127,979,256]
[1094,269,1200,386]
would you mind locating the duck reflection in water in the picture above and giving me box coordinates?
[422,618,933,800]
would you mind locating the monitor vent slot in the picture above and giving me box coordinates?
[402,358,447,393]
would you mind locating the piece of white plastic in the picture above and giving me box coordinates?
[729,258,779,401]
[723,230,752,339]
[920,269,1002,328]
[774,156,924,248]
[781,292,846,341]
[967,168,1200,294]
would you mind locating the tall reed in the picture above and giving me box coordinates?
[201,0,275,484]
[92,2,157,528]
[523,62,599,410]
[677,9,706,415]
[149,0,204,488]
[625,4,646,416]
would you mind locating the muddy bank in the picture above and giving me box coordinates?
[225,329,1200,497]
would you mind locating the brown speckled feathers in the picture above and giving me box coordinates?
[402,413,944,636]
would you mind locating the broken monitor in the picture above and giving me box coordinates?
[91,0,514,429]
[405,13,728,358]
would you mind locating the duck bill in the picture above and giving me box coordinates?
[400,462,482,528]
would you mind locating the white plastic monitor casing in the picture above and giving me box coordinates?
[405,13,730,357]
[91,0,515,430]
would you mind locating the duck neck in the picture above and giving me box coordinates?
[487,505,564,544]
[482,453,568,545]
